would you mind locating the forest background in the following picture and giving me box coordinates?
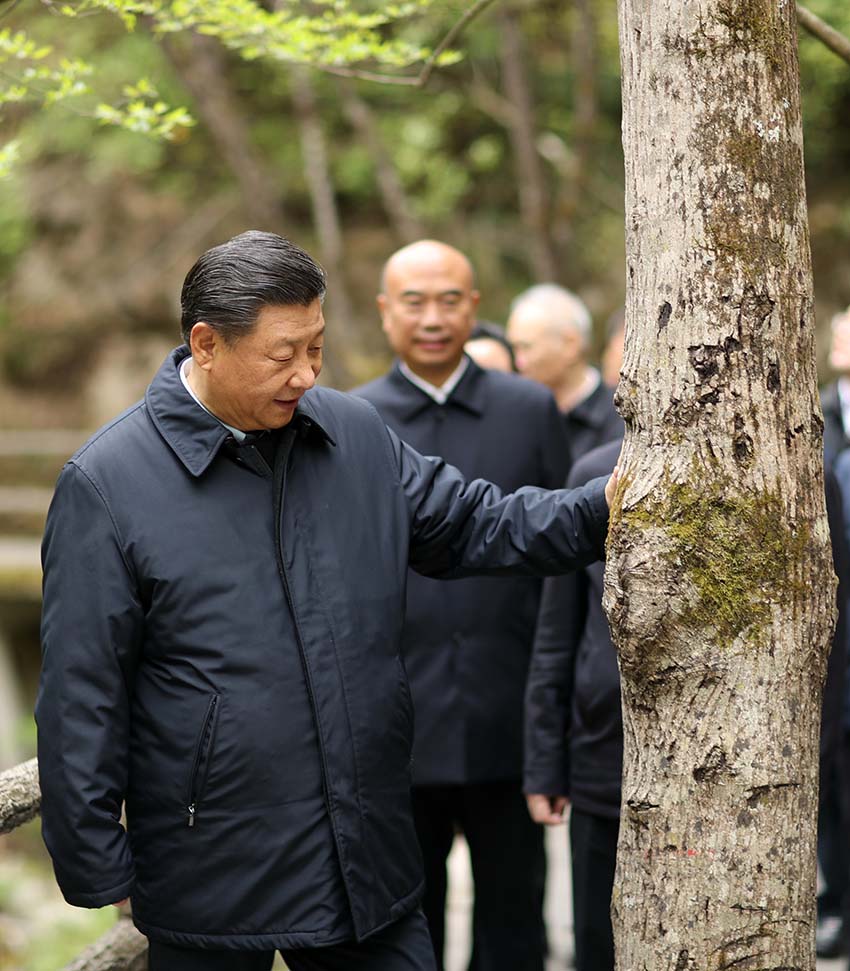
[0,0,848,427]
[0,0,849,967]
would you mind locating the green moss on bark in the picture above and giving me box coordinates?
[715,0,781,64]
[620,472,808,644]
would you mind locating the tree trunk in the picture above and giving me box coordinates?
[499,8,558,282]
[162,33,287,229]
[554,0,598,251]
[291,68,354,388]
[0,757,39,835]
[60,918,147,971]
[338,81,424,244]
[604,3,835,969]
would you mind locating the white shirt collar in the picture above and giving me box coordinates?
[398,357,470,405]
[180,356,247,442]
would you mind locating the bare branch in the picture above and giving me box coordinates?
[0,758,40,835]
[60,918,148,971]
[418,0,501,87]
[797,3,850,66]
[310,0,502,88]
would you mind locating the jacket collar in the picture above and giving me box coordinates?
[568,377,610,429]
[146,346,334,478]
[388,355,487,421]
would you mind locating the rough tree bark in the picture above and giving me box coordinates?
[60,919,147,971]
[0,757,39,835]
[604,3,835,970]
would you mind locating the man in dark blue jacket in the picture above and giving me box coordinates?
[356,240,569,971]
[36,231,616,971]
[524,440,622,971]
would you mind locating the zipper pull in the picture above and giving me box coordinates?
[187,803,196,827]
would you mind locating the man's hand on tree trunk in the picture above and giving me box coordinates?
[605,463,620,508]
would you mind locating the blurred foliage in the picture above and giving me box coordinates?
[0,0,846,403]
[0,818,117,971]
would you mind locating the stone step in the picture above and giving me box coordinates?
[0,488,52,537]
[0,537,41,601]
[0,431,87,490]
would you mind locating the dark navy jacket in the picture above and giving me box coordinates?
[36,346,609,950]
[524,440,623,819]
[355,360,569,784]
[822,381,849,469]
[564,379,623,463]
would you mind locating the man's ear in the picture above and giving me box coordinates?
[470,290,481,313]
[376,294,390,334]
[189,322,218,370]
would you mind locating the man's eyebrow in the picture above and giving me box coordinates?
[268,326,326,350]
[399,289,464,298]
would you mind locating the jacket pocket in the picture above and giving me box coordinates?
[186,693,220,827]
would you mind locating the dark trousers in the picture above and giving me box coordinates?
[411,781,546,971]
[569,807,619,971]
[147,909,436,971]
[819,754,849,919]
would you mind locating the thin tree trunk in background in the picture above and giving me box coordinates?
[338,81,424,244]
[605,2,835,968]
[162,34,286,229]
[499,8,558,282]
[291,68,354,388]
[554,0,597,251]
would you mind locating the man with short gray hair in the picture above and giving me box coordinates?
[37,231,617,971]
[507,284,621,459]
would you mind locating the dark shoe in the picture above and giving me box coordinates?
[816,915,846,957]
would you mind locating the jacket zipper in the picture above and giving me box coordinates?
[187,693,219,827]
[272,431,348,854]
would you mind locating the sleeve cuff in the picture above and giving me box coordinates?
[61,875,134,909]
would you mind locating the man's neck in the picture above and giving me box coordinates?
[555,364,598,414]
[402,358,465,389]
[181,357,247,440]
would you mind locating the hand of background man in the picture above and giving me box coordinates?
[525,793,569,826]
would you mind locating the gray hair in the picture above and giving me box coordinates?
[509,284,592,345]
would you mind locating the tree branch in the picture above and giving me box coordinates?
[418,0,500,86]
[797,3,850,66]
[310,0,502,87]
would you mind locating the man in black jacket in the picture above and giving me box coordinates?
[524,440,622,971]
[37,232,616,971]
[818,304,850,957]
[356,240,569,971]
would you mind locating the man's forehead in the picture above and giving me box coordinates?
[255,302,325,342]
[384,248,474,293]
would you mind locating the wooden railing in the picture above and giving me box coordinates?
[0,759,148,971]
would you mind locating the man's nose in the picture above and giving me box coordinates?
[289,360,317,390]
[421,301,442,328]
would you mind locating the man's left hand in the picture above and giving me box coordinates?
[605,464,620,508]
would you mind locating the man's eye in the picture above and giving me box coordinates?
[309,346,323,354]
